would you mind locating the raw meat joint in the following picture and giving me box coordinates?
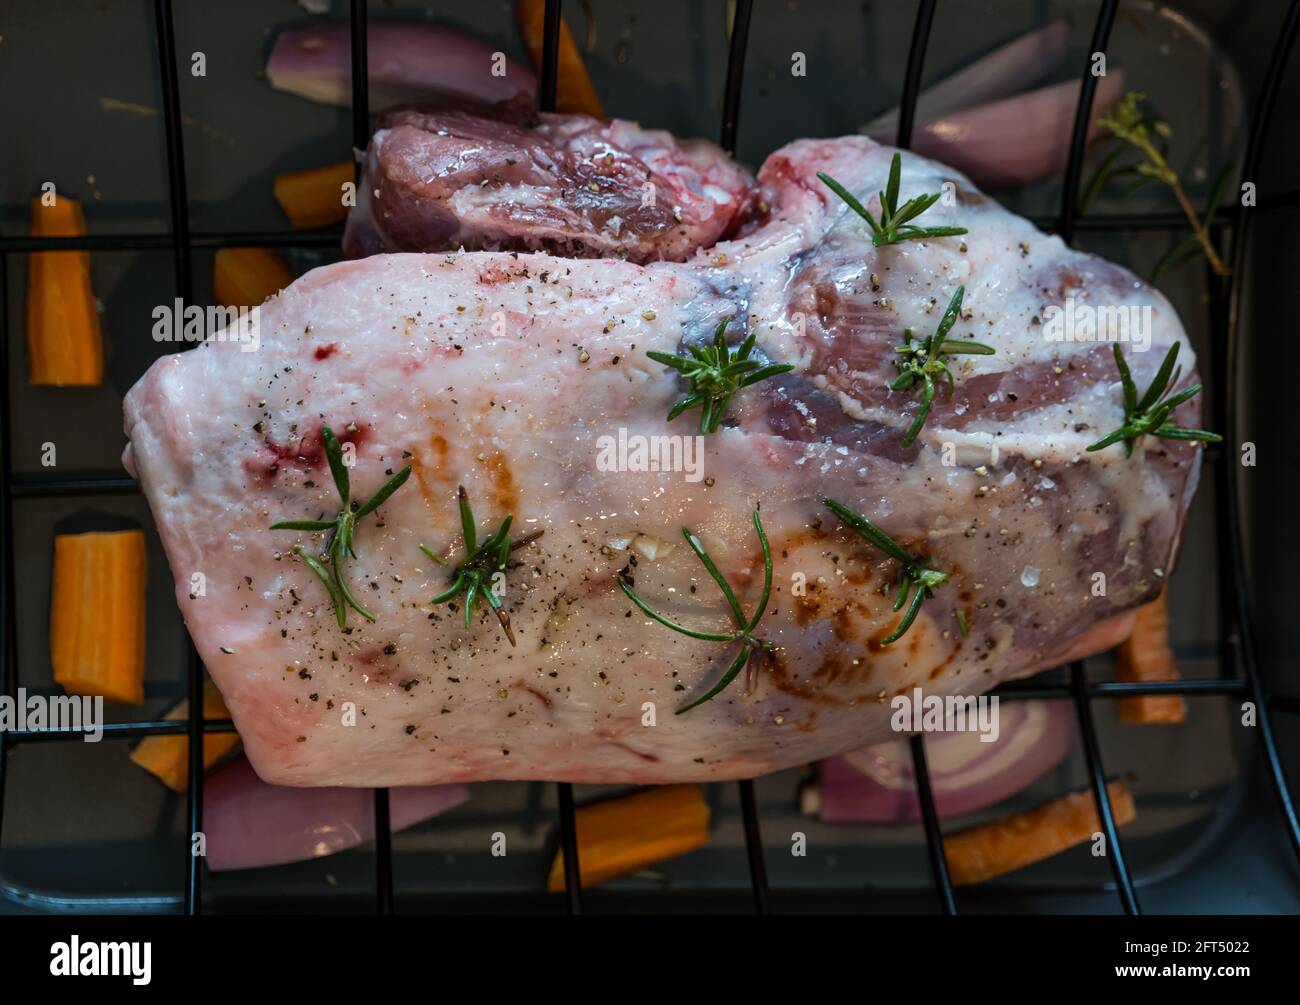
[343,101,756,263]
[124,127,1205,788]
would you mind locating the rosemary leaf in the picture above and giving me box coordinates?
[1086,343,1222,456]
[823,498,948,645]
[819,152,968,247]
[270,423,412,628]
[424,485,542,648]
[649,319,793,434]
[889,285,995,445]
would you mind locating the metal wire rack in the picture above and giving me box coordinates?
[1,0,1299,916]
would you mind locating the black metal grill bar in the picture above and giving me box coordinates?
[719,1,772,915]
[555,781,583,914]
[150,0,203,917]
[0,253,16,854]
[1207,263,1235,691]
[7,720,237,742]
[996,678,1250,699]
[532,3,583,916]
[1058,0,1119,243]
[720,0,754,154]
[184,645,204,910]
[894,0,955,914]
[9,477,138,497]
[1070,662,1139,913]
[737,778,769,914]
[909,735,957,914]
[1054,0,1138,917]
[374,788,394,915]
[0,428,1226,497]
[6,676,1274,745]
[539,1,561,114]
[1221,0,1300,865]
[896,0,937,151]
[18,442,1257,508]
[350,0,369,158]
[346,0,395,918]
[154,0,192,297]
[7,205,1287,253]
[0,0,1296,918]
[0,232,342,252]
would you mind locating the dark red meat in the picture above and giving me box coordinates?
[343,104,754,263]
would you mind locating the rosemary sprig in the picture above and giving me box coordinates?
[818,151,968,247]
[823,498,948,645]
[421,485,543,647]
[618,509,775,714]
[889,285,995,445]
[1093,90,1229,276]
[271,425,411,628]
[1079,103,1172,217]
[1086,342,1221,457]
[647,319,793,434]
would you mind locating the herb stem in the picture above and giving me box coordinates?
[618,508,777,714]
[1168,179,1228,277]
[1096,91,1229,277]
[1086,342,1221,456]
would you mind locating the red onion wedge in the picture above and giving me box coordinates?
[860,18,1126,190]
[863,19,1070,137]
[205,757,469,871]
[810,700,1074,825]
[895,73,1127,190]
[266,21,536,112]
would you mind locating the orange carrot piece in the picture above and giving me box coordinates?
[1116,592,1186,724]
[517,0,605,118]
[548,784,710,892]
[50,530,147,705]
[213,247,294,310]
[25,195,103,386]
[274,162,354,230]
[944,781,1136,886]
[130,680,241,793]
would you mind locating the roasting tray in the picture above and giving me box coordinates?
[1,0,1298,914]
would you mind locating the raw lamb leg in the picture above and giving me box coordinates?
[123,135,1204,786]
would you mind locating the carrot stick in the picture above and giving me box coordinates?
[274,162,354,229]
[213,247,294,310]
[1115,592,1186,724]
[944,780,1136,886]
[130,680,241,792]
[25,195,103,386]
[50,530,147,705]
[516,0,605,118]
[548,784,710,891]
